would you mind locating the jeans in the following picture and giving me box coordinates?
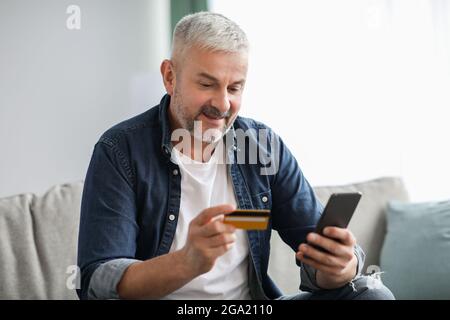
[277,276,395,300]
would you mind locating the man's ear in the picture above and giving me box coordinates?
[160,59,175,96]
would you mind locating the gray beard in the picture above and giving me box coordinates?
[172,92,232,144]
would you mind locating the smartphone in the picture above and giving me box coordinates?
[306,192,362,254]
[315,192,362,235]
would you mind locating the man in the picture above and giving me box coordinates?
[77,12,394,300]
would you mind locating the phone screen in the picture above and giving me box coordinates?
[315,192,362,235]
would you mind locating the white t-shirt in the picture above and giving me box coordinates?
[163,142,251,300]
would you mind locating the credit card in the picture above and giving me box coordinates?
[223,209,270,230]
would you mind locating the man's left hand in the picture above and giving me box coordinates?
[296,227,358,289]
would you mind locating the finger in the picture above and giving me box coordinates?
[296,251,341,276]
[323,227,356,246]
[194,204,236,226]
[297,244,346,268]
[208,232,237,248]
[207,242,235,258]
[201,219,236,237]
[306,233,351,258]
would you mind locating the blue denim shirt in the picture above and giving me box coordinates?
[77,94,365,300]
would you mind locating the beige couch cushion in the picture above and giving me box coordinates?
[269,176,409,294]
[0,182,83,299]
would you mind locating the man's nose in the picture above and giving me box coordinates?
[211,90,231,115]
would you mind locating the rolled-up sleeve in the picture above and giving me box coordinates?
[300,244,366,292]
[88,258,140,299]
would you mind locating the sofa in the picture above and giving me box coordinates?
[0,177,410,299]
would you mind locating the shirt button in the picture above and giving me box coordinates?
[172,169,179,176]
[261,196,268,203]
[169,214,176,221]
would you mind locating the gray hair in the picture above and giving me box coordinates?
[171,12,249,60]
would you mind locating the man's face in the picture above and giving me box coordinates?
[164,46,248,143]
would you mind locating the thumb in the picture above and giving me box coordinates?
[195,204,236,226]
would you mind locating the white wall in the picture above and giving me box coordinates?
[210,0,450,202]
[2,0,449,202]
[0,0,169,197]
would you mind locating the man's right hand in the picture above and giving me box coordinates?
[181,204,237,276]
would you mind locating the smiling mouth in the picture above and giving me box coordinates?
[203,112,221,120]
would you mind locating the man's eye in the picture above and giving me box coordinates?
[200,83,212,88]
[228,86,240,93]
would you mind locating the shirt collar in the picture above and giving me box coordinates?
[158,94,173,158]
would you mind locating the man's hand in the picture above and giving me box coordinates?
[117,204,236,299]
[296,227,358,289]
[181,204,237,277]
